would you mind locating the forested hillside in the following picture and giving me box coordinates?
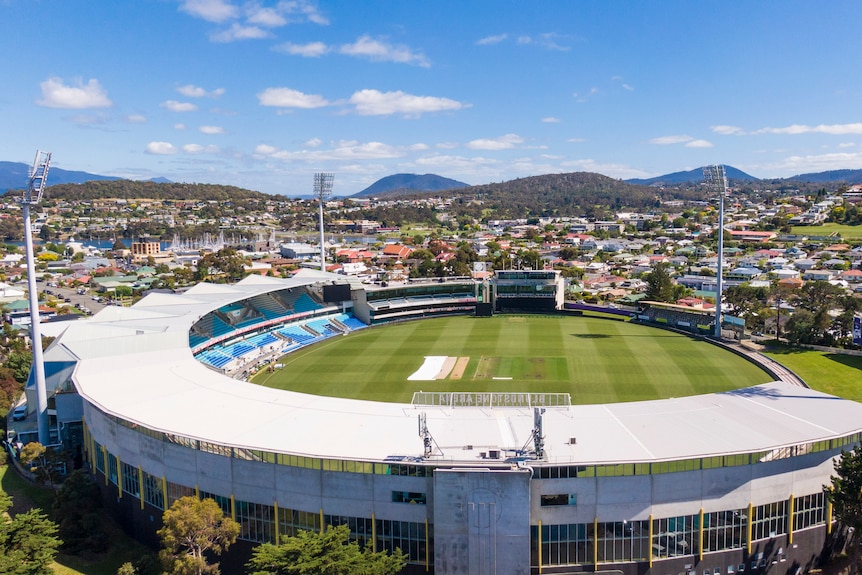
[3,180,271,202]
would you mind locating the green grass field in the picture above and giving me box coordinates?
[763,346,862,402]
[790,222,862,240]
[251,315,771,404]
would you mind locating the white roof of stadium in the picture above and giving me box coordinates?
[59,272,862,466]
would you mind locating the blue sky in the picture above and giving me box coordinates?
[2,1,862,196]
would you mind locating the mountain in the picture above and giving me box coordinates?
[626,165,759,186]
[353,173,469,198]
[787,169,862,184]
[0,161,120,192]
[433,171,675,219]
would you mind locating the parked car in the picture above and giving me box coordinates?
[12,403,27,421]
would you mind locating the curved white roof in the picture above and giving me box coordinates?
[61,272,862,466]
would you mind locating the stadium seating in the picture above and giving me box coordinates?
[293,293,322,313]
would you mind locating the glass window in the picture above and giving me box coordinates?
[652,515,697,559]
[793,492,826,531]
[703,509,747,552]
[541,494,576,507]
[121,462,140,497]
[392,491,427,505]
[235,500,274,543]
[143,472,164,509]
[751,500,787,541]
[596,520,649,563]
[533,523,593,567]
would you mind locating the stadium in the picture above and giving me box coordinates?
[13,269,862,575]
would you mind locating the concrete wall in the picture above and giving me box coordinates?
[433,468,531,575]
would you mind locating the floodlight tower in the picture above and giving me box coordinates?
[20,151,52,444]
[313,172,334,272]
[702,165,728,339]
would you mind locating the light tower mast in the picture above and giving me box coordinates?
[702,164,728,339]
[313,172,334,272]
[20,151,52,444]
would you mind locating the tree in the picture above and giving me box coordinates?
[0,492,61,575]
[53,470,109,553]
[644,263,675,303]
[246,523,406,575]
[826,445,862,575]
[158,496,240,575]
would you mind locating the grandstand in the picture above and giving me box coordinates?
[352,280,478,323]
[12,268,862,575]
[635,301,745,338]
[494,269,564,311]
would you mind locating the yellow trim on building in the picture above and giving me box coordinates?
[788,494,795,544]
[747,502,754,554]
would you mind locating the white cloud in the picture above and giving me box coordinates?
[199,125,224,134]
[183,143,220,153]
[567,137,587,143]
[761,151,862,175]
[285,0,329,26]
[467,134,524,150]
[348,89,465,117]
[560,159,651,180]
[304,138,323,147]
[177,84,225,98]
[476,34,507,45]
[685,139,713,148]
[274,41,330,57]
[210,23,270,42]
[179,0,238,23]
[621,83,634,91]
[339,35,430,67]
[145,141,177,155]
[516,33,568,51]
[838,142,858,148]
[541,117,561,123]
[754,123,862,135]
[436,142,459,149]
[36,77,112,109]
[409,143,430,151]
[174,123,187,130]
[246,3,287,27]
[255,140,403,161]
[126,114,147,123]
[649,135,694,145]
[162,100,198,112]
[254,144,279,155]
[711,125,746,136]
[257,87,329,109]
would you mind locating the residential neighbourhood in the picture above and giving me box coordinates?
[0,182,859,349]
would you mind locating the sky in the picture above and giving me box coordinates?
[2,1,862,197]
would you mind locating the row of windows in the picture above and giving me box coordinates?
[532,494,829,568]
[534,435,862,479]
[94,390,862,480]
[85,429,430,565]
[85,428,831,570]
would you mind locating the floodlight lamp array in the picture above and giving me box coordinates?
[23,150,52,205]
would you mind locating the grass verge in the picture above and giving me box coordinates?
[762,346,862,402]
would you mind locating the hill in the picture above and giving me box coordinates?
[428,172,689,220]
[353,173,468,198]
[1,179,268,202]
[627,165,758,186]
[788,169,862,184]
[0,161,120,192]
